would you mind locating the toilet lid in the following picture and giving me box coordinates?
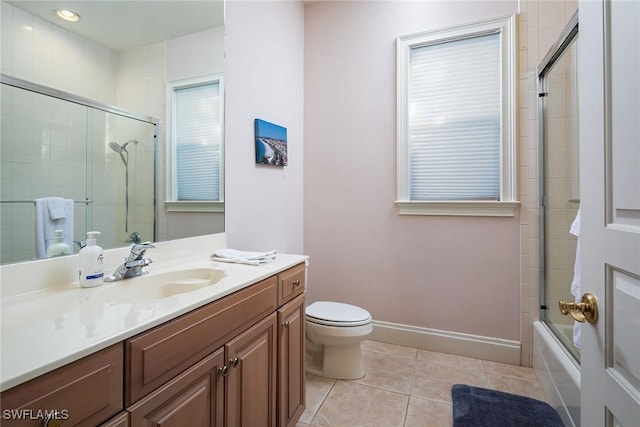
[306,301,372,326]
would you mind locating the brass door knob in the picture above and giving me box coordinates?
[559,293,598,324]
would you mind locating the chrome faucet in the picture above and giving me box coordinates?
[105,242,155,281]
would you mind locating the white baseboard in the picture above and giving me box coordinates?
[369,320,522,365]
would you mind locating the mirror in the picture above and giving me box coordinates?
[0,0,225,265]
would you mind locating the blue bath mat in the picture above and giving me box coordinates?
[451,384,564,427]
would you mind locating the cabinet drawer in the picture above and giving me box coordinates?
[1,344,123,427]
[278,263,306,306]
[126,276,277,405]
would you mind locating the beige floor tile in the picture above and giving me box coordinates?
[414,359,489,387]
[311,380,408,427]
[404,397,453,427]
[487,373,549,403]
[300,341,550,427]
[361,340,418,359]
[354,350,415,394]
[411,361,489,404]
[417,350,484,372]
[411,375,457,404]
[300,374,335,424]
[483,360,539,381]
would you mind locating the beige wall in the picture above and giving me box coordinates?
[304,1,522,342]
[224,0,305,254]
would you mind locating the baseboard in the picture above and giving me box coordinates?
[369,320,522,365]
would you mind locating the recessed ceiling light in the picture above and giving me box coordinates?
[55,9,81,22]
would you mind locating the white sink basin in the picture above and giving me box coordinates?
[95,268,226,304]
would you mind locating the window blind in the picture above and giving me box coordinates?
[408,33,501,201]
[174,83,221,201]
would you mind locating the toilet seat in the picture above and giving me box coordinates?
[306,301,372,327]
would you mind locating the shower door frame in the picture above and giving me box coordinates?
[537,12,580,364]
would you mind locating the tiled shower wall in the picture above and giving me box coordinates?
[0,85,88,263]
[519,0,578,366]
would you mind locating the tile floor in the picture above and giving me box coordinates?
[297,340,549,427]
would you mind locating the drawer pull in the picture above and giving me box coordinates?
[219,365,229,377]
[292,280,300,287]
[230,356,239,368]
[43,411,65,427]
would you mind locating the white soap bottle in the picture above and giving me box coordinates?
[78,231,104,288]
[46,229,71,258]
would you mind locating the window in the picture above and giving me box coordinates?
[396,16,518,216]
[167,74,224,212]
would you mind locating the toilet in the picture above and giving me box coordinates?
[305,301,373,380]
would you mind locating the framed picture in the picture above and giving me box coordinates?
[254,118,288,166]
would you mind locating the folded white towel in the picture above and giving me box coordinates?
[211,249,277,266]
[46,197,66,220]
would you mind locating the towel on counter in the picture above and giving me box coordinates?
[570,208,581,348]
[35,198,74,258]
[211,249,277,266]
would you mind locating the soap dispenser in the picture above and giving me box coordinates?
[46,229,71,258]
[78,231,104,288]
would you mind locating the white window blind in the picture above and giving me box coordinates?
[409,33,501,201]
[174,82,221,201]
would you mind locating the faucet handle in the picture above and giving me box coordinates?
[128,242,155,260]
[124,231,142,245]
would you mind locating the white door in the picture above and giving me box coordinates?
[579,0,640,426]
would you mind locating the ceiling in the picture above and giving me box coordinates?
[7,0,224,52]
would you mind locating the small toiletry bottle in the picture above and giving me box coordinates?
[78,231,104,288]
[46,229,71,258]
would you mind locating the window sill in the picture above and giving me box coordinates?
[395,200,519,217]
[165,201,224,213]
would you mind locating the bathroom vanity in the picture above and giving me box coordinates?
[0,235,307,427]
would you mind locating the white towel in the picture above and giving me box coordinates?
[570,208,581,298]
[46,197,66,220]
[35,198,74,258]
[211,249,277,266]
[569,208,581,348]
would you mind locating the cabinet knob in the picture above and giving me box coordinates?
[230,356,239,368]
[219,365,229,377]
[292,280,300,287]
[282,321,290,328]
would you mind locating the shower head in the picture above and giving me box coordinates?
[108,140,138,166]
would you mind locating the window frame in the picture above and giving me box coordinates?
[396,15,518,217]
[165,73,224,213]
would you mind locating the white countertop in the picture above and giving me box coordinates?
[0,237,308,391]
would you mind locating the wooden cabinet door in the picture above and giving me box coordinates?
[277,294,306,427]
[128,348,225,427]
[225,313,277,427]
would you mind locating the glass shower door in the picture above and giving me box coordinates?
[538,16,581,362]
[89,109,156,250]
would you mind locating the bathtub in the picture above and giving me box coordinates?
[532,321,581,427]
